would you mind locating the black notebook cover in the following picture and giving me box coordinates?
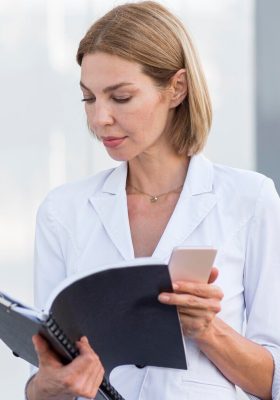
[0,261,187,376]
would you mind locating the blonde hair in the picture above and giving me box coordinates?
[77,1,212,155]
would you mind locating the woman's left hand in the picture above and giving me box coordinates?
[158,267,224,339]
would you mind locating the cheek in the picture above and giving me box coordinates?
[121,96,168,131]
[84,104,93,123]
[139,103,170,135]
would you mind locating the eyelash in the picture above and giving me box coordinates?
[81,97,131,104]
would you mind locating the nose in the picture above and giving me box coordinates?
[87,100,114,130]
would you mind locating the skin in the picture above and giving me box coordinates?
[27,335,104,399]
[79,52,186,166]
[27,52,273,399]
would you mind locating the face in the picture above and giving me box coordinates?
[80,52,176,161]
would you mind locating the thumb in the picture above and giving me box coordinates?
[32,334,62,368]
[208,267,219,284]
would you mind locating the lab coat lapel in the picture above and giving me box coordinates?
[89,163,135,260]
[153,154,217,261]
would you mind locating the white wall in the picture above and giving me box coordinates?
[0,1,254,398]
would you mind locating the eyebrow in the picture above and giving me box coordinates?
[79,81,135,93]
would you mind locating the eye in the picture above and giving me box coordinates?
[112,97,131,103]
[81,97,95,103]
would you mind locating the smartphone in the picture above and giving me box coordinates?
[168,246,217,283]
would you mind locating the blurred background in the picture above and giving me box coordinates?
[0,0,279,398]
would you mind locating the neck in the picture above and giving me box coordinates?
[127,150,190,194]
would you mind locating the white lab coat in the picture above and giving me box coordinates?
[32,154,280,400]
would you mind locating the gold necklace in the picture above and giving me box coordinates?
[127,183,184,203]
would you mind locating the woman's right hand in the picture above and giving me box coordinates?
[27,334,104,400]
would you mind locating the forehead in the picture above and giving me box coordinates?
[80,52,151,90]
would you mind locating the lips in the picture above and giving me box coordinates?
[102,136,127,148]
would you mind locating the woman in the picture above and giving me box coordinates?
[26,1,280,399]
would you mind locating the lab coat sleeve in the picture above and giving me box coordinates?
[244,177,280,400]
[26,191,76,388]
[27,192,110,400]
[33,192,70,311]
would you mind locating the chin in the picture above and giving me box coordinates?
[106,150,138,163]
[106,153,131,162]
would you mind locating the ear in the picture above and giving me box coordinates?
[169,69,187,108]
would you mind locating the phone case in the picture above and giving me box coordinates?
[168,247,217,283]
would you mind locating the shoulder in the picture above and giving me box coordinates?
[212,160,276,196]
[36,166,118,221]
[193,154,277,203]
[210,160,279,214]
[213,161,265,189]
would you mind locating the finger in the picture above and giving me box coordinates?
[159,292,221,313]
[177,298,221,315]
[72,336,93,362]
[78,337,104,390]
[169,281,223,300]
[208,267,219,284]
[32,334,63,368]
[164,292,222,310]
[67,337,101,375]
[90,364,105,396]
[76,336,96,356]
[68,338,104,399]
[76,365,104,400]
[69,362,104,399]
[84,360,105,397]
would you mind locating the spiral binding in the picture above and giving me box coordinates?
[45,316,125,400]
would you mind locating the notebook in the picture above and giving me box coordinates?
[0,258,187,400]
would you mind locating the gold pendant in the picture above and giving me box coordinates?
[150,196,158,203]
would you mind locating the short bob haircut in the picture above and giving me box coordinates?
[76,1,212,156]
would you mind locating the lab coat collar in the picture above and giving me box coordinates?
[99,153,214,196]
[186,153,214,195]
[100,162,128,195]
[152,153,217,260]
[89,153,217,261]
[89,162,133,260]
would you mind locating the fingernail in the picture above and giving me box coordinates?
[158,294,170,302]
[173,283,179,290]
